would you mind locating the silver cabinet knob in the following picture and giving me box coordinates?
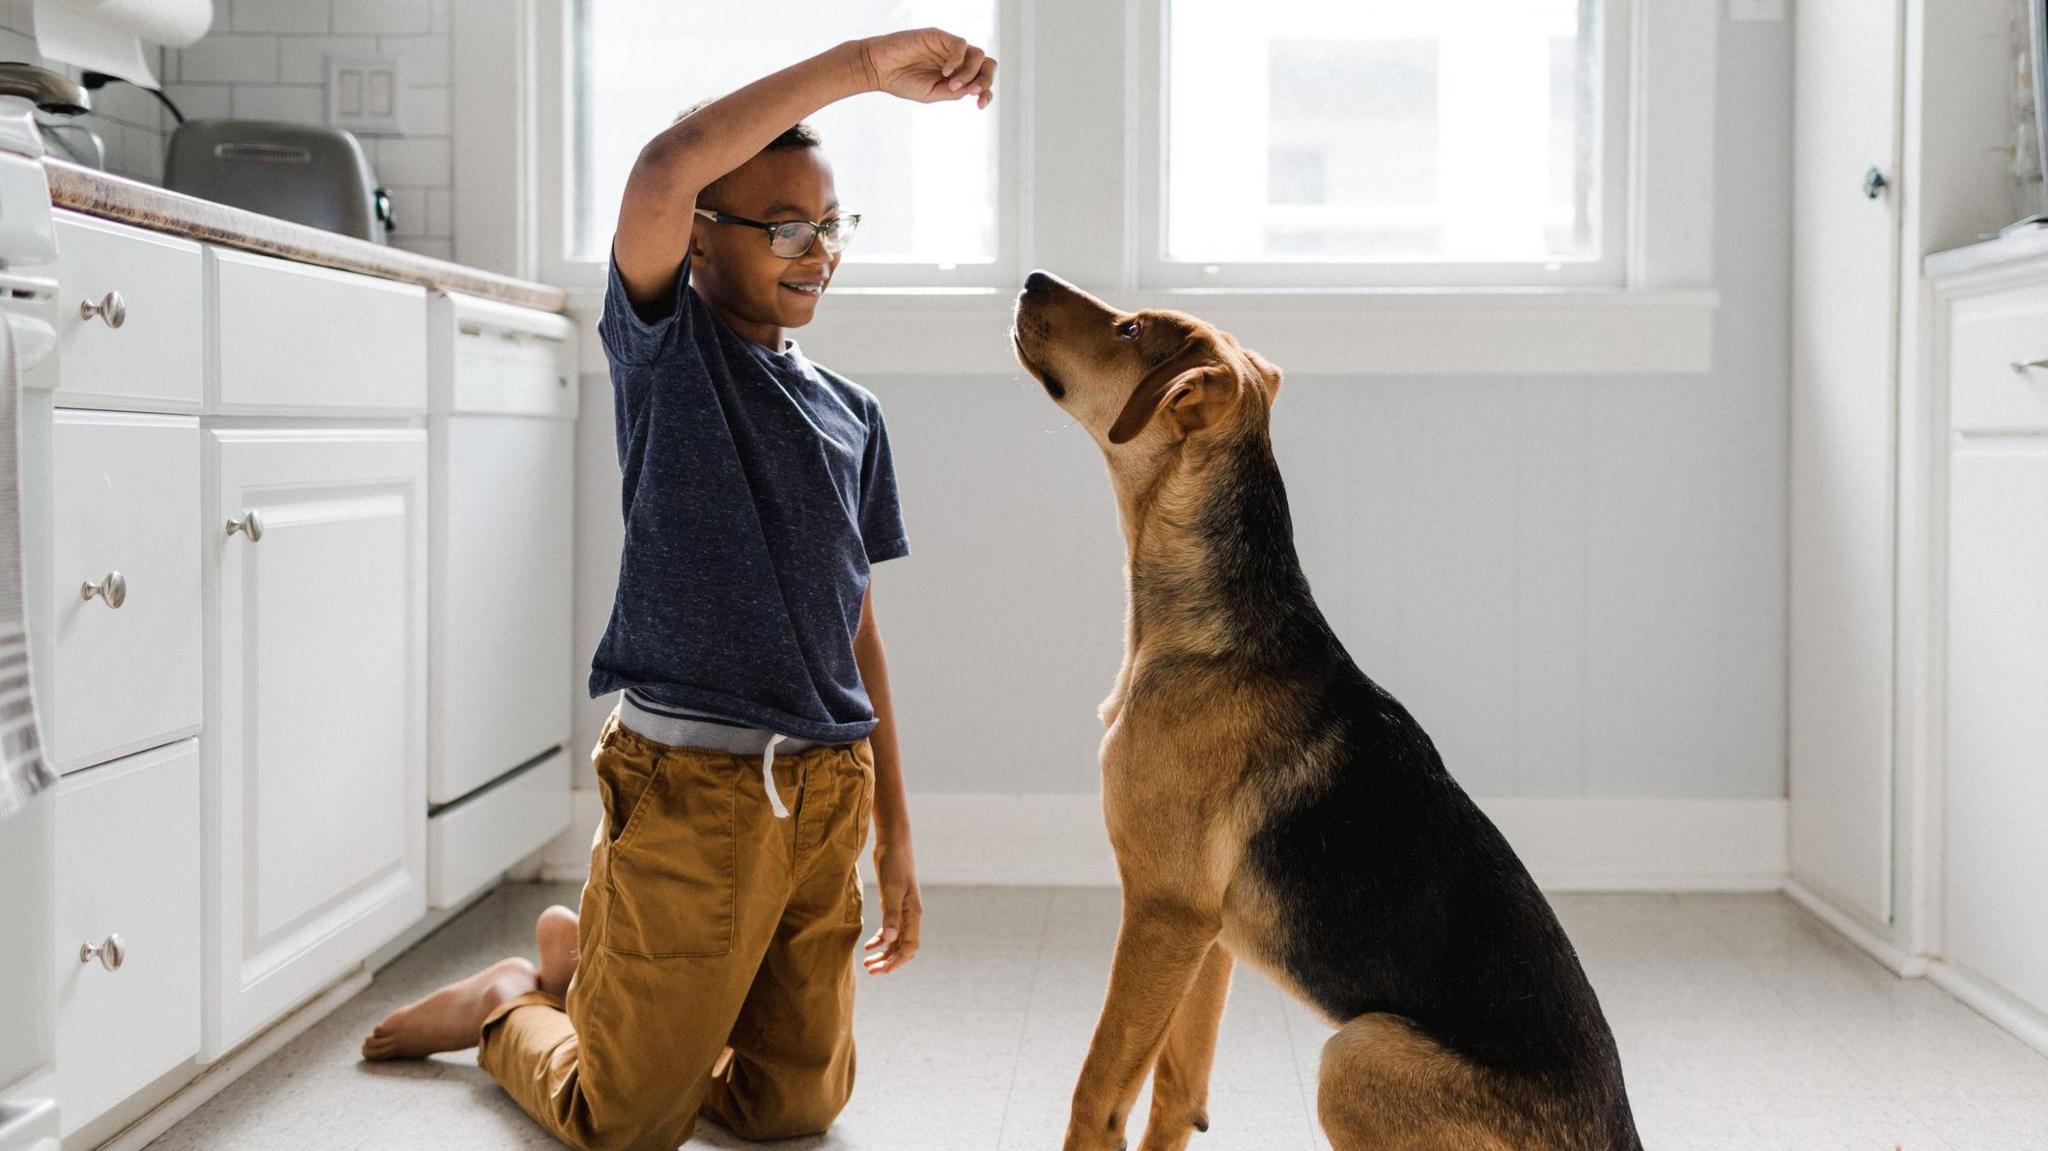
[226,509,263,541]
[79,290,126,329]
[79,933,124,971]
[79,570,126,608]
[2011,358,2048,375]
[1862,167,1889,200]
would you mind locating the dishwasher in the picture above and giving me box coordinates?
[425,291,578,908]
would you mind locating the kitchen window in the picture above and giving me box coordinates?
[567,0,1004,285]
[515,0,1718,376]
[1145,0,1628,287]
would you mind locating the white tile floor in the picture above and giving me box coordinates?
[144,883,2048,1151]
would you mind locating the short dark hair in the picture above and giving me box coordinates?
[675,100,822,152]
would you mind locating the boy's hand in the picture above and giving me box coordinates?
[862,840,923,975]
[857,28,997,110]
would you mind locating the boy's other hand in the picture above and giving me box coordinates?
[862,840,923,975]
[857,28,997,110]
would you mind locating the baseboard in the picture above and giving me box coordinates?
[1781,876,1927,976]
[537,786,603,883]
[94,969,372,1151]
[1923,960,2048,1059]
[537,788,1787,893]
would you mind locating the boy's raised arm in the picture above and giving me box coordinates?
[613,29,997,315]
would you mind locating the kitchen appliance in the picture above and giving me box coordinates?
[0,63,101,171]
[0,88,64,1151]
[424,292,576,908]
[163,119,394,243]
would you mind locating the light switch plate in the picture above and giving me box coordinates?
[327,54,405,135]
[1729,0,1787,21]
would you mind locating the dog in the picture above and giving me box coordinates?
[1010,270,1642,1151]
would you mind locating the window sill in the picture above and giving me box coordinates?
[566,284,1719,378]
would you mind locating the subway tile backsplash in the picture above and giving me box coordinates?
[0,0,455,258]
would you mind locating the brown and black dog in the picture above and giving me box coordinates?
[1011,270,1641,1151]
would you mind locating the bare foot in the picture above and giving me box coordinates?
[361,956,537,1061]
[536,904,580,998]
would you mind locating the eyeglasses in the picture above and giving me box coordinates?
[692,208,862,258]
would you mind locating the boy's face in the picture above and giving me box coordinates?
[689,147,843,335]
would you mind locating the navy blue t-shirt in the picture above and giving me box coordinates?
[589,254,909,743]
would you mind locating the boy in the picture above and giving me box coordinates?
[360,28,997,1151]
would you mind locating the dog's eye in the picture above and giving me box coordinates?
[1117,319,1141,339]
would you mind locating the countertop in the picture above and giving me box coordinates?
[1925,220,2048,281]
[43,159,569,314]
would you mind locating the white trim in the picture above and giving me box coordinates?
[1923,959,2048,1060]
[92,970,372,1151]
[1783,877,1928,977]
[564,284,1719,379]
[451,0,542,278]
[773,286,1715,378]
[541,789,1784,891]
[538,785,604,883]
[1626,0,1717,287]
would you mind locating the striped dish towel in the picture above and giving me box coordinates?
[0,311,52,821]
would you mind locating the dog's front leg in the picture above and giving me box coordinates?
[1138,941,1232,1151]
[1064,902,1217,1151]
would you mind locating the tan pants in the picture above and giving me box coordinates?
[479,713,873,1151]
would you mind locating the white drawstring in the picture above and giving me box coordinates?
[761,733,789,819]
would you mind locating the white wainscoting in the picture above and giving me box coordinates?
[543,788,1787,893]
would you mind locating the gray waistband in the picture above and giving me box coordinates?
[617,692,821,756]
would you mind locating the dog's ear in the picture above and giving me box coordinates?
[1108,362,1232,445]
[1244,348,1283,406]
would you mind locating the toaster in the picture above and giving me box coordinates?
[163,119,394,243]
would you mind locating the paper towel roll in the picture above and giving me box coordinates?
[32,0,214,88]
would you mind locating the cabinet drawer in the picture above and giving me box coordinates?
[48,410,202,774]
[47,740,202,1137]
[1950,282,2048,434]
[52,212,204,411]
[212,248,427,415]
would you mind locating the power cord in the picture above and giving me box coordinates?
[78,71,186,124]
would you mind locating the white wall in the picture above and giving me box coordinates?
[563,15,1795,804]
[162,0,455,259]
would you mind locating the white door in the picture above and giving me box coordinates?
[1788,0,1903,926]
[1943,442,2048,1018]
[204,427,427,1057]
[44,741,201,1135]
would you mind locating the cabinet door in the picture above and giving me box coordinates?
[45,741,201,1135]
[1788,0,1903,926]
[1944,442,2048,1017]
[47,410,201,773]
[205,428,427,1057]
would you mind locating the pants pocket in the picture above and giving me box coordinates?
[603,750,738,959]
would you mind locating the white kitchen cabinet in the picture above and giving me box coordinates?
[45,410,201,774]
[203,427,428,1057]
[1942,441,2048,1020]
[50,211,203,412]
[42,739,201,1137]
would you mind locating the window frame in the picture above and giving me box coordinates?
[1130,0,1635,290]
[533,0,1030,294]
[465,0,1721,378]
